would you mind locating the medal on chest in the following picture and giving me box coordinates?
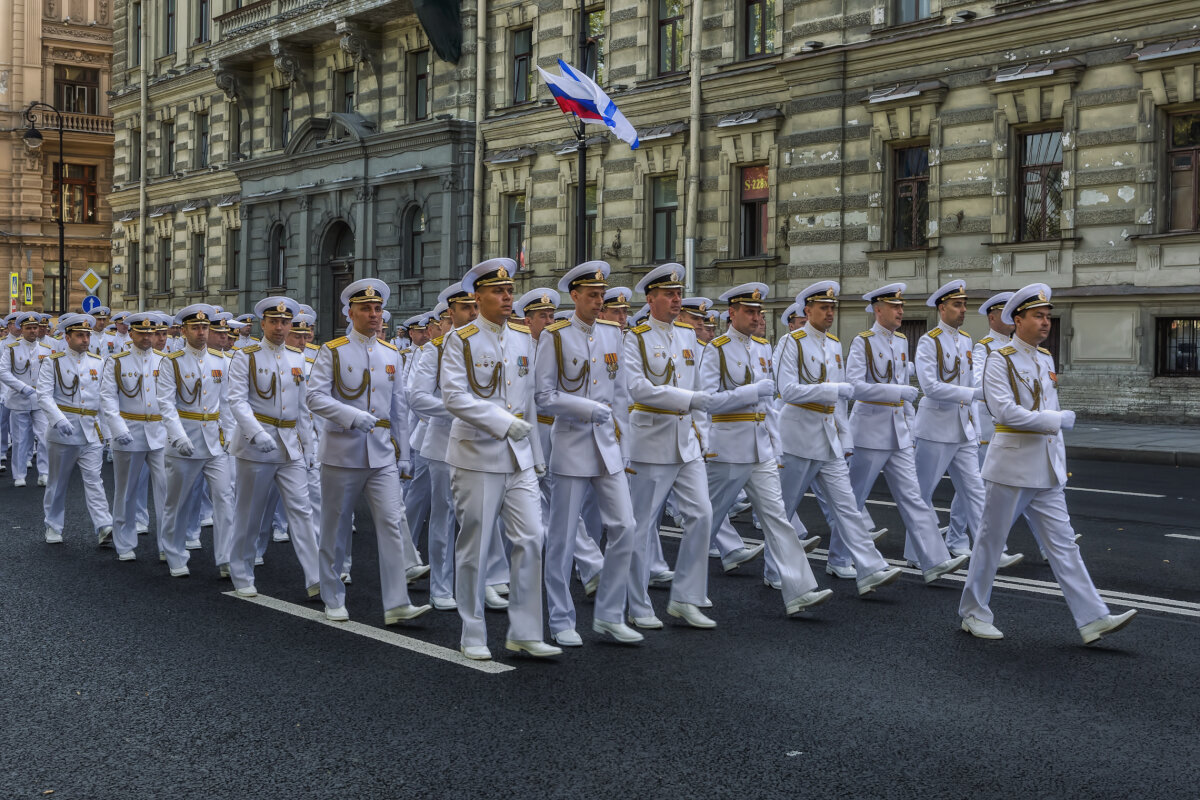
[517,356,529,377]
[605,353,618,379]
[683,349,694,366]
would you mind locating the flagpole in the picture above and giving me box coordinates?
[575,8,588,265]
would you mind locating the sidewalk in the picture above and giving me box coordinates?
[1066,420,1200,468]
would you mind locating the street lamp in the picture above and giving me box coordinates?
[23,102,67,316]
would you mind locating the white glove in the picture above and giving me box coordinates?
[1060,409,1076,430]
[590,404,612,425]
[899,385,919,403]
[20,385,35,398]
[506,418,533,441]
[55,420,75,437]
[689,392,712,412]
[972,387,985,403]
[115,433,134,446]
[397,459,412,476]
[534,463,547,477]
[836,383,855,400]
[173,438,195,457]
[756,379,776,398]
[251,431,278,454]
[351,411,378,433]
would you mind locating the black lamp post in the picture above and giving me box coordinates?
[22,102,67,316]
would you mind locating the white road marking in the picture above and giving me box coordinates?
[803,492,951,513]
[938,475,1165,499]
[1166,533,1200,542]
[223,592,514,674]
[657,530,1200,619]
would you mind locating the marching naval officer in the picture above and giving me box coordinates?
[536,261,644,646]
[99,312,168,561]
[440,258,561,661]
[225,296,322,600]
[156,304,237,578]
[37,313,114,546]
[307,279,430,625]
[776,281,902,597]
[701,283,834,616]
[842,284,969,585]
[913,280,1023,568]
[959,284,1136,644]
[0,312,50,486]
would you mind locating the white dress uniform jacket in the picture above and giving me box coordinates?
[226,341,316,462]
[846,323,914,450]
[698,329,778,462]
[39,348,104,444]
[971,330,1011,445]
[0,337,45,412]
[915,322,978,443]
[100,346,168,451]
[622,317,705,463]
[775,323,852,460]
[157,346,230,458]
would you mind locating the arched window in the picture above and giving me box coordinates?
[268,224,286,288]
[401,205,425,279]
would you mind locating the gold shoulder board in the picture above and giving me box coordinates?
[858,330,874,338]
[165,350,184,360]
[87,351,102,359]
[305,342,319,351]
[826,333,840,342]
[152,349,165,356]
[285,344,302,353]
[751,335,769,345]
[207,348,224,356]
[596,319,620,327]
[928,327,942,338]
[959,329,970,336]
[545,320,571,333]
[791,330,807,340]
[1037,346,1052,356]
[432,336,444,347]
[895,331,906,339]
[326,336,350,349]
[508,321,531,333]
[672,320,694,329]
[978,337,993,345]
[241,344,261,354]
[49,351,66,359]
[458,324,479,339]
[377,339,398,351]
[710,335,731,347]
[998,345,1017,356]
[631,324,651,335]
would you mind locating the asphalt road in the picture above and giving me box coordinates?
[1,457,1197,799]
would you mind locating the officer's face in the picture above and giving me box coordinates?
[475,285,513,323]
[874,301,904,332]
[805,301,836,332]
[787,315,806,331]
[451,301,479,329]
[349,301,382,337]
[182,322,209,350]
[129,328,153,350]
[1014,307,1052,346]
[526,308,555,339]
[66,330,90,353]
[988,309,1015,336]
[21,323,38,342]
[571,285,605,324]
[647,287,682,322]
[286,330,305,348]
[599,306,628,329]
[939,298,967,328]
[116,322,129,333]
[262,316,291,346]
[152,330,167,349]
[729,304,763,337]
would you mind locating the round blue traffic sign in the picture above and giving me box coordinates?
[82,295,101,313]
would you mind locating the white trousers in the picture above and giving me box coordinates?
[0,403,9,455]
[43,439,112,535]
[546,470,637,632]
[230,458,320,593]
[133,458,152,531]
[574,489,605,583]
[779,453,888,584]
[162,453,234,572]
[960,481,1108,629]
[627,459,713,617]
[846,446,952,570]
[451,466,545,647]
[10,408,47,480]
[914,438,984,556]
[709,459,819,606]
[405,452,433,549]
[111,448,165,555]
[426,456,459,601]
[318,462,414,615]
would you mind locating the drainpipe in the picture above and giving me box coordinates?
[471,0,487,265]
[138,4,149,312]
[684,0,703,292]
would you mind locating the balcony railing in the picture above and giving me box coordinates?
[214,0,413,46]
[34,110,114,135]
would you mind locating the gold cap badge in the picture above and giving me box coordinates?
[364,286,377,298]
[497,266,509,279]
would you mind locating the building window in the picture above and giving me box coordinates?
[898,318,927,362]
[131,2,142,67]
[1156,318,1200,377]
[745,0,775,59]
[128,249,141,294]
[337,68,355,114]
[402,205,425,279]
[583,7,605,86]
[739,165,769,257]
[162,0,176,56]
[196,0,210,44]
[409,50,430,121]
[158,238,172,292]
[195,113,209,168]
[160,120,175,176]
[44,269,62,312]
[273,87,291,149]
[1168,112,1200,232]
[268,225,286,288]
[229,103,243,158]
[192,232,206,291]
[506,195,526,267]
[651,176,678,262]
[893,146,929,249]
[55,66,99,115]
[53,164,98,224]
[1018,131,1063,241]
[130,128,142,180]
[658,0,685,76]
[894,0,930,24]
[512,29,533,105]
[225,238,240,290]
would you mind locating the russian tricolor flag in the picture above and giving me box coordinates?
[537,60,639,150]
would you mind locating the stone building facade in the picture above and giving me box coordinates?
[0,0,115,314]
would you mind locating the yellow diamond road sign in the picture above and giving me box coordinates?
[79,268,103,294]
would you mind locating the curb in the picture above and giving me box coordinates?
[1066,445,1200,468]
